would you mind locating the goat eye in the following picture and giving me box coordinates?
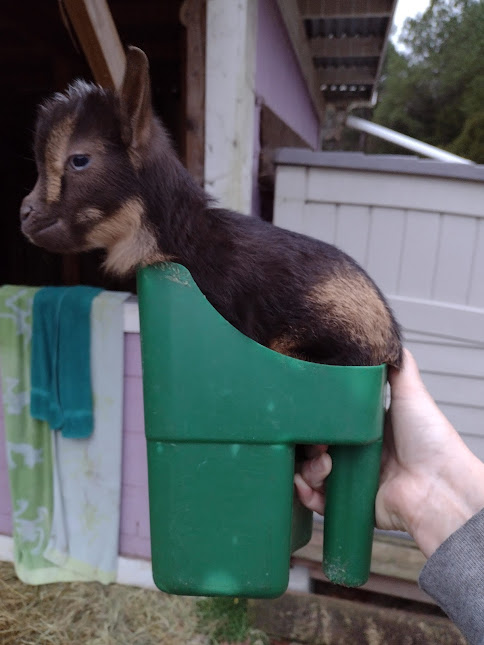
[69,154,91,170]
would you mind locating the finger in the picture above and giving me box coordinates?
[294,473,325,515]
[301,444,329,460]
[388,348,426,398]
[300,450,332,490]
[381,407,395,467]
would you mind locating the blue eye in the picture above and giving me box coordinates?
[70,154,91,170]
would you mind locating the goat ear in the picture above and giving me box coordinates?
[119,46,153,149]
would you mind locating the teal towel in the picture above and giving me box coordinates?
[31,286,102,438]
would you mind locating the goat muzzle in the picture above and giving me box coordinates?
[20,201,34,223]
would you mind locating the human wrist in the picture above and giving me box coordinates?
[409,453,484,558]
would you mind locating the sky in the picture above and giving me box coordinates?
[391,0,432,48]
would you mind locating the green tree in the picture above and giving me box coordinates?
[448,112,484,163]
[369,0,484,162]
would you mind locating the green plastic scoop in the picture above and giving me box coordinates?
[137,263,386,597]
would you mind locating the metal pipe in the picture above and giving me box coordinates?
[346,115,473,165]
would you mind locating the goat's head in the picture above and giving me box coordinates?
[20,47,167,274]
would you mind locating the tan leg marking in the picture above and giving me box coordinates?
[45,116,75,204]
[268,336,307,361]
[308,269,396,364]
[269,336,298,356]
[86,197,173,276]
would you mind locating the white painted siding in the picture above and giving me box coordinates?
[205,0,258,214]
[274,151,484,461]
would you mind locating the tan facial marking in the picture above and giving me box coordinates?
[128,148,143,170]
[308,270,396,365]
[86,197,173,275]
[45,115,75,204]
[78,207,103,222]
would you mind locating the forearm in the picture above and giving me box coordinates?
[405,442,484,644]
[419,508,484,645]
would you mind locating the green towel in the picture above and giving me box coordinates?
[0,286,59,583]
[30,286,101,438]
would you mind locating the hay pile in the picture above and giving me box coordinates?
[0,561,269,645]
[0,560,202,645]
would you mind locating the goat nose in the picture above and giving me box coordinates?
[20,202,33,222]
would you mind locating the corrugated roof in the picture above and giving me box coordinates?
[304,16,389,39]
[295,0,398,105]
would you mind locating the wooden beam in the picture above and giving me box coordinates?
[276,0,325,122]
[179,0,206,186]
[293,523,427,584]
[252,591,466,644]
[298,0,395,19]
[61,0,126,89]
[306,558,437,605]
[295,558,436,605]
[310,35,383,58]
[318,66,377,86]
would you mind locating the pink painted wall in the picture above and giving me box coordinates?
[119,333,151,559]
[255,0,319,150]
[251,0,319,217]
[0,333,152,561]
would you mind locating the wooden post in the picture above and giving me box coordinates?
[180,0,206,186]
[204,0,258,214]
[61,0,126,90]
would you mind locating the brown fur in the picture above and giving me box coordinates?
[20,47,402,368]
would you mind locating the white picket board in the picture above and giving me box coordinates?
[303,202,337,244]
[274,166,307,201]
[389,296,484,344]
[398,210,441,299]
[467,218,484,308]
[439,404,484,440]
[334,204,371,267]
[274,198,305,233]
[432,214,477,305]
[366,207,406,294]
[422,372,484,410]
[406,340,484,379]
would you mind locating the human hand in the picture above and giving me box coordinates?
[295,349,484,557]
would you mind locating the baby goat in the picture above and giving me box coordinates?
[20,47,402,368]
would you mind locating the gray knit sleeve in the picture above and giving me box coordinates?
[419,507,484,645]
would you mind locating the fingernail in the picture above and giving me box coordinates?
[318,452,331,473]
[294,473,310,492]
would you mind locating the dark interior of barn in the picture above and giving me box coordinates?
[1,0,186,292]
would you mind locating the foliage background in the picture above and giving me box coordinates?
[344,0,484,162]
